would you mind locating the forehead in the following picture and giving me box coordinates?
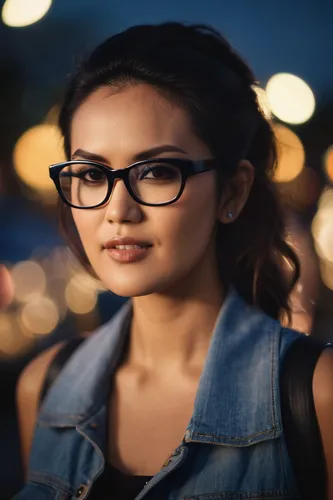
[70,84,206,159]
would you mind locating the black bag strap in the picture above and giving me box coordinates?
[280,335,331,500]
[39,337,85,407]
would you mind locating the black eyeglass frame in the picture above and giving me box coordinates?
[49,157,218,209]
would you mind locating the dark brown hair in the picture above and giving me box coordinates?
[58,22,300,322]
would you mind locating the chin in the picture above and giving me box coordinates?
[97,270,179,298]
[98,276,161,298]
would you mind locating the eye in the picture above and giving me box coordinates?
[83,169,106,182]
[138,163,180,181]
[70,167,106,184]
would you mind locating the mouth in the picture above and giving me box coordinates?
[103,238,153,263]
[103,237,153,250]
[105,244,152,263]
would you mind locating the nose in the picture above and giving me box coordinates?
[104,178,143,224]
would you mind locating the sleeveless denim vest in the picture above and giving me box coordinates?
[14,289,303,499]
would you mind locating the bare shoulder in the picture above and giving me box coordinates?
[17,342,66,409]
[16,342,66,474]
[313,347,333,499]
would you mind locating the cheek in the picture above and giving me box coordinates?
[156,176,217,259]
[71,210,101,257]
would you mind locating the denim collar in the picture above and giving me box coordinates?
[39,289,282,445]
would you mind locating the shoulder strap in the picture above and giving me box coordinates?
[280,335,330,500]
[39,337,85,407]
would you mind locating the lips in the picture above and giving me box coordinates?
[103,237,152,263]
[103,237,153,250]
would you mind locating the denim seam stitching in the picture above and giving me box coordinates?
[28,470,73,492]
[39,403,103,426]
[189,427,279,442]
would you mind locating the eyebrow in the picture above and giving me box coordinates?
[71,145,188,164]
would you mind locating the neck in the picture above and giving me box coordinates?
[126,257,225,376]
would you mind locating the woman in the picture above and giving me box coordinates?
[15,22,333,499]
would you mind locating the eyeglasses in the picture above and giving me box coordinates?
[49,157,217,209]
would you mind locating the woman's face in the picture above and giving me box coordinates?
[70,84,223,297]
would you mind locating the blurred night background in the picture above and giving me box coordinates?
[0,1,333,497]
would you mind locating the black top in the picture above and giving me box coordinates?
[88,462,153,499]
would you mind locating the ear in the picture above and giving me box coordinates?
[218,160,254,224]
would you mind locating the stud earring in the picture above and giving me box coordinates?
[227,211,233,220]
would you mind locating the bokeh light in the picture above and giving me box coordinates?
[46,276,68,320]
[266,73,315,124]
[65,273,98,315]
[42,247,74,281]
[316,225,333,263]
[312,214,333,264]
[2,0,52,28]
[277,167,320,210]
[312,188,333,291]
[319,259,333,291]
[20,296,59,335]
[11,260,46,302]
[324,145,333,184]
[273,124,305,182]
[0,312,32,358]
[318,187,333,211]
[13,124,65,196]
[252,85,272,119]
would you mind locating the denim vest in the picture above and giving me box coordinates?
[14,289,303,500]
